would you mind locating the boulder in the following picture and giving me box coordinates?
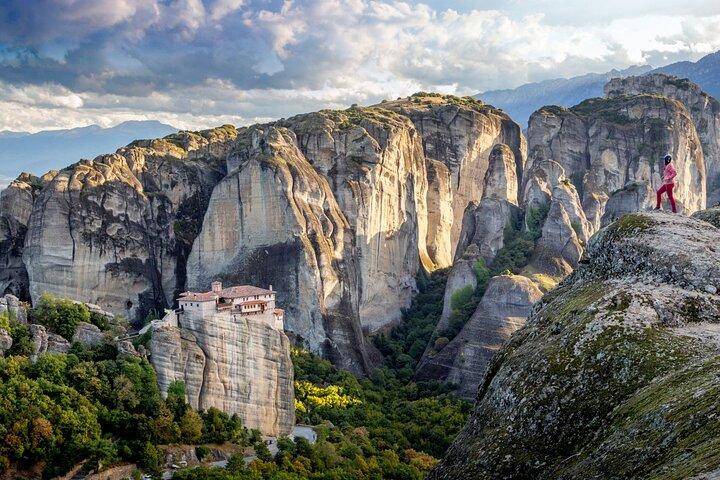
[429,211,720,479]
[0,329,13,356]
[29,324,71,360]
[72,321,104,346]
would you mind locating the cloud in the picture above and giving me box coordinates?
[0,0,719,133]
[0,175,12,189]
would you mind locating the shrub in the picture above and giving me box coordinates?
[33,293,90,341]
[89,312,110,331]
[434,337,450,351]
[450,286,474,310]
[196,446,211,461]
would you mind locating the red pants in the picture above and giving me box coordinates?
[656,183,676,212]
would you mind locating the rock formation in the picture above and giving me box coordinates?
[382,95,526,262]
[0,329,12,356]
[0,294,28,324]
[416,141,552,397]
[605,74,720,205]
[29,324,71,359]
[429,211,720,479]
[72,321,105,346]
[527,79,707,231]
[4,94,527,377]
[22,128,232,321]
[0,172,55,299]
[150,311,295,436]
[416,275,542,399]
[183,98,525,374]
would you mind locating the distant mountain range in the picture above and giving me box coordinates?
[478,51,720,127]
[0,120,178,188]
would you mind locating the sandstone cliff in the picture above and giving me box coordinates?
[0,172,55,299]
[527,80,707,231]
[429,211,720,479]
[382,95,526,263]
[416,142,564,397]
[183,98,525,374]
[605,74,720,205]
[22,128,232,321]
[4,95,527,376]
[150,311,295,436]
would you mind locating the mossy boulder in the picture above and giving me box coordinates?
[692,206,720,229]
[429,212,720,479]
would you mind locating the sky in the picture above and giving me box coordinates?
[0,0,719,134]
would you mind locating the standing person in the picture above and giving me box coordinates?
[655,154,677,213]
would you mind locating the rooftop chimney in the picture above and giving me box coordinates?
[211,281,222,292]
[269,284,273,292]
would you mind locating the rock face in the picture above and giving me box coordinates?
[0,294,28,324]
[72,321,105,346]
[605,74,720,206]
[186,99,525,374]
[10,95,529,375]
[429,211,720,479]
[22,128,232,322]
[150,311,295,436]
[0,173,55,299]
[383,96,526,261]
[0,329,12,356]
[527,79,707,231]
[416,275,542,399]
[417,140,539,396]
[29,324,71,359]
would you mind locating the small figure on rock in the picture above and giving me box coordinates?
[655,154,677,213]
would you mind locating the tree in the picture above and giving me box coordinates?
[86,437,118,472]
[254,441,272,462]
[113,374,140,411]
[31,353,69,384]
[180,410,203,444]
[153,404,180,444]
[167,380,188,419]
[33,293,90,340]
[225,453,245,472]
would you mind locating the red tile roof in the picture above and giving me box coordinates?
[274,309,284,315]
[177,284,274,303]
[218,285,274,298]
[178,292,217,302]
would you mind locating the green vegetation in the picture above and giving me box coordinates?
[3,270,470,479]
[691,207,720,228]
[318,106,405,131]
[1,313,34,357]
[571,96,634,124]
[409,92,503,115]
[437,258,491,344]
[656,74,695,91]
[375,204,547,361]
[33,293,91,340]
[374,268,449,370]
[607,213,656,237]
[0,331,256,478]
[537,105,570,116]
[173,348,470,480]
[491,203,550,276]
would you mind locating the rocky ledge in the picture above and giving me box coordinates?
[429,210,720,479]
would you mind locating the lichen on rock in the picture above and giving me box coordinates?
[429,211,720,479]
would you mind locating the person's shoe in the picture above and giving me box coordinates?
[654,207,661,210]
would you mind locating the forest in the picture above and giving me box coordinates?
[0,275,470,479]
